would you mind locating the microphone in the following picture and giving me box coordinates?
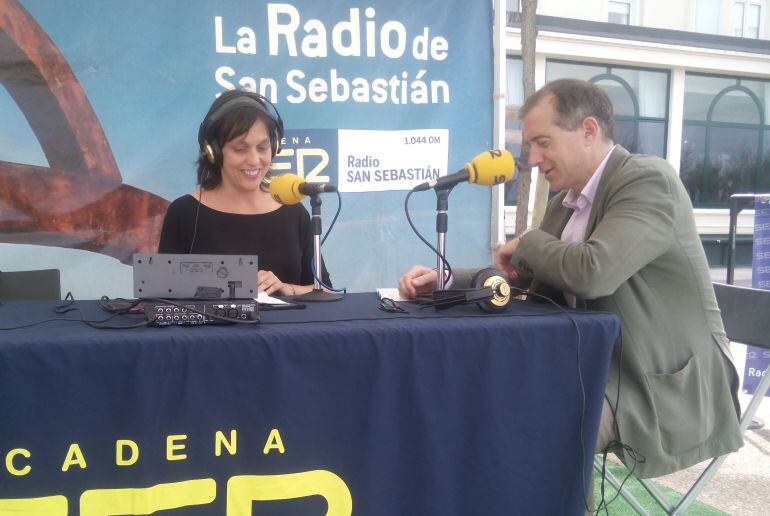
[269,173,338,205]
[414,149,515,191]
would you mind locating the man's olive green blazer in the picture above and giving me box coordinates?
[457,146,742,478]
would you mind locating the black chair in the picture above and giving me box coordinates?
[0,269,61,300]
[594,282,770,515]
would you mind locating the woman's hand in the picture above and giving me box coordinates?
[258,270,294,296]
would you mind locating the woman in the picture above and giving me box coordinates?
[158,89,330,296]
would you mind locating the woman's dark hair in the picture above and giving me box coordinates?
[196,93,280,190]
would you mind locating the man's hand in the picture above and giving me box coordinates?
[397,265,437,300]
[495,237,521,280]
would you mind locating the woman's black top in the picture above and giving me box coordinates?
[158,194,330,286]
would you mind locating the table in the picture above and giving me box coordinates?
[0,293,619,515]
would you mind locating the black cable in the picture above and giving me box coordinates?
[59,295,153,329]
[404,188,453,283]
[0,299,578,331]
[507,285,593,512]
[192,186,344,294]
[99,295,144,314]
[593,333,646,515]
[510,285,642,514]
[0,294,265,331]
[320,189,341,247]
[0,294,150,331]
[0,316,147,331]
[594,440,644,514]
[188,187,203,253]
[414,282,632,513]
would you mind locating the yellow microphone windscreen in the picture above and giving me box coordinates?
[269,173,303,205]
[466,150,515,186]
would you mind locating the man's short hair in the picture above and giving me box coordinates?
[519,78,614,141]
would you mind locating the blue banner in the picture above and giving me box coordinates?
[745,196,770,395]
[0,0,494,297]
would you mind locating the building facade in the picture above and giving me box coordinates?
[503,1,770,265]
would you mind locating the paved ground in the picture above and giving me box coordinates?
[623,268,769,515]
[653,392,770,515]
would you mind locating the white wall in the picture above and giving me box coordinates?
[642,0,692,30]
[531,0,769,40]
[535,0,605,21]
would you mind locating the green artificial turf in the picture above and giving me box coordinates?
[592,461,727,515]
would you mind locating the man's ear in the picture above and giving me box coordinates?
[581,116,601,142]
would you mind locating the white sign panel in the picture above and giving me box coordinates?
[338,129,448,192]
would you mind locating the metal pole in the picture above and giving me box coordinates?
[292,194,342,302]
[435,189,449,290]
[727,199,739,285]
[727,193,757,285]
[310,195,323,290]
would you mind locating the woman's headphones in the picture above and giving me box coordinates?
[197,90,285,167]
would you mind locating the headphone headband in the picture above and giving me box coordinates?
[198,90,284,165]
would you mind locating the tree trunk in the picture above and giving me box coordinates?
[515,0,538,237]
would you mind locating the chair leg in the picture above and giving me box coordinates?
[593,457,651,515]
[638,478,675,513]
[670,363,770,515]
[591,364,769,515]
[739,363,770,434]
[669,455,728,515]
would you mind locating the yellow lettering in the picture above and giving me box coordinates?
[263,428,285,454]
[116,439,139,466]
[227,471,352,515]
[0,495,68,515]
[166,434,188,461]
[61,443,87,472]
[5,448,31,476]
[215,429,237,457]
[80,479,215,516]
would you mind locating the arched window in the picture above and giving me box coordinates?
[546,60,669,158]
[503,59,670,206]
[681,74,769,206]
[591,73,640,153]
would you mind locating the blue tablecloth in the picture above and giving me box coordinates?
[0,293,619,515]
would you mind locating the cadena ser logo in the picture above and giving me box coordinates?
[1,428,353,515]
[273,129,338,186]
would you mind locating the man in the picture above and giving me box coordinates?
[398,78,742,478]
